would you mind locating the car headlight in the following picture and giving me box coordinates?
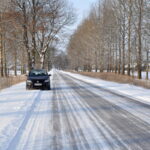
[45,79,50,82]
[27,80,32,83]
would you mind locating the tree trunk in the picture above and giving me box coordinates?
[122,15,125,75]
[14,48,17,76]
[31,0,36,69]
[22,2,32,71]
[95,51,98,72]
[127,0,132,76]
[146,50,149,80]
[137,0,143,79]
[3,36,7,77]
[40,54,45,69]
[118,31,121,74]
[0,30,4,77]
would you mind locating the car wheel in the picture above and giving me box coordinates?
[26,85,30,90]
[47,84,51,90]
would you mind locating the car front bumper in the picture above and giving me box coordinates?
[26,80,50,88]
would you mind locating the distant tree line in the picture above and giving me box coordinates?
[67,0,150,79]
[0,0,75,77]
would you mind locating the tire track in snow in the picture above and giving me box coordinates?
[15,89,53,150]
[57,74,91,150]
[59,73,127,150]
[64,73,150,123]
[65,74,150,131]
[51,72,91,150]
[50,74,63,150]
[59,72,150,150]
[5,91,42,150]
[54,72,112,150]
[20,93,46,150]
[51,73,84,150]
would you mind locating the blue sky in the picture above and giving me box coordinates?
[68,0,98,29]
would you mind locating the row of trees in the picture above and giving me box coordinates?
[67,0,150,79]
[0,0,75,77]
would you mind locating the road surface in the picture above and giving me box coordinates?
[0,70,150,150]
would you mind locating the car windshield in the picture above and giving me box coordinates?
[29,70,48,76]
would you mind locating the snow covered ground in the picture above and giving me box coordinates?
[92,70,150,80]
[0,69,150,150]
[0,71,54,150]
[128,71,150,80]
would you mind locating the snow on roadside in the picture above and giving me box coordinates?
[0,82,40,149]
[62,71,150,105]
[0,69,54,150]
[128,71,150,80]
[0,69,53,150]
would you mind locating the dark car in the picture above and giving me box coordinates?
[26,69,51,90]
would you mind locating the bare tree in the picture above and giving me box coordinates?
[67,0,150,81]
[11,0,75,70]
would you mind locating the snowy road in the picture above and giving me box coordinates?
[0,70,150,150]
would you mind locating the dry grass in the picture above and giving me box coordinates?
[0,75,26,90]
[71,71,150,89]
